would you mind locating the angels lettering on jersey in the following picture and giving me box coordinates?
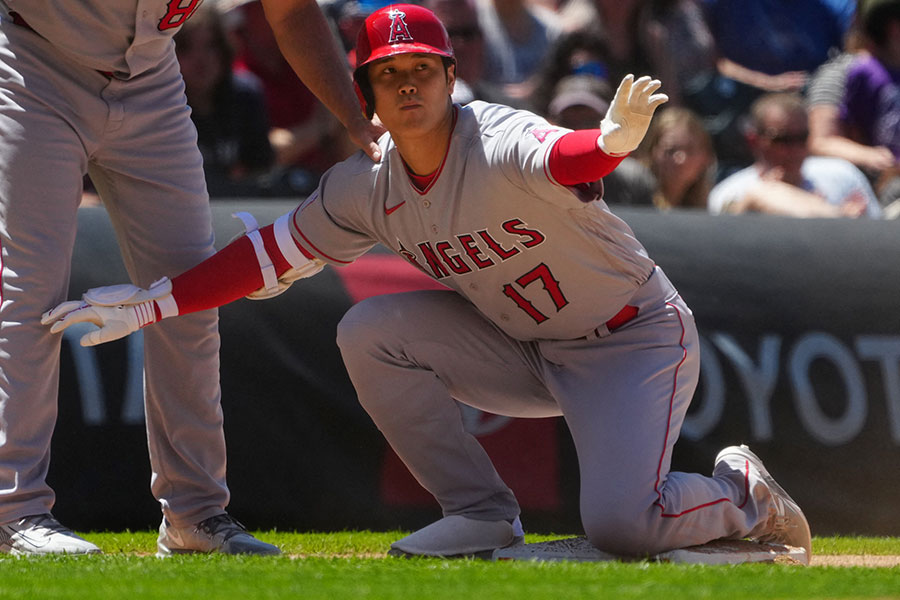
[395,219,546,280]
[394,220,569,326]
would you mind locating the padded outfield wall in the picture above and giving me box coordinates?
[50,201,900,537]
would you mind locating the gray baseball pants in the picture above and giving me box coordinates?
[0,21,227,528]
[337,267,771,555]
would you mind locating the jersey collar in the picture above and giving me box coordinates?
[401,104,459,195]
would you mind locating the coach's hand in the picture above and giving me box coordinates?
[599,74,668,156]
[41,279,173,347]
[348,114,386,162]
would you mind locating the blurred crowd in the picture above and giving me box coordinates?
[119,0,900,219]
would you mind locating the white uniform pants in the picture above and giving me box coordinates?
[0,21,227,528]
[337,267,773,556]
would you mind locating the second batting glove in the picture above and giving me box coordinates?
[599,74,669,155]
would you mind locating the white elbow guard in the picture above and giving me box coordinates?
[232,211,324,301]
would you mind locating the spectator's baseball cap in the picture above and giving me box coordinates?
[548,75,611,119]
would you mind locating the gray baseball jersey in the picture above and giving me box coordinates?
[0,0,227,529]
[289,101,779,555]
[2,0,194,78]
[290,101,655,341]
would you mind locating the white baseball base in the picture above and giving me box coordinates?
[493,537,808,565]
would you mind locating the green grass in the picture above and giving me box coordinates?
[1,532,898,600]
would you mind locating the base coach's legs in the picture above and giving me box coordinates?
[87,57,278,556]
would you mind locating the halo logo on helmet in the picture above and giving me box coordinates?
[352,4,455,120]
[387,9,414,44]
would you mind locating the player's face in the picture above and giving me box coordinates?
[367,53,455,137]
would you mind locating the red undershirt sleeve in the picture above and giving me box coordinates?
[547,129,628,186]
[163,134,623,317]
[169,223,300,315]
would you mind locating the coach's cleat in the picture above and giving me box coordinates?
[388,515,525,559]
[714,445,812,563]
[156,513,281,557]
[0,513,101,555]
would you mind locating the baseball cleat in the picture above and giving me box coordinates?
[714,445,812,563]
[0,513,101,555]
[388,515,525,559]
[156,513,281,557]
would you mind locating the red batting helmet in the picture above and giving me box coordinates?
[353,4,455,118]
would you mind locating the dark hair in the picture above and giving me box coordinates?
[861,0,900,46]
[529,29,612,116]
[355,55,456,119]
[175,5,234,68]
[174,4,235,106]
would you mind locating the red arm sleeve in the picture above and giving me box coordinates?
[169,223,300,315]
[547,130,627,186]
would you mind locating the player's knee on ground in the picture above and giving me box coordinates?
[582,502,668,557]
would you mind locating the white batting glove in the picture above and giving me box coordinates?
[598,74,669,156]
[41,278,176,347]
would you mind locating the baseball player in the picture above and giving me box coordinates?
[0,0,381,556]
[43,5,812,561]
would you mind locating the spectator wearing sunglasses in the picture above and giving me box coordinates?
[708,92,882,217]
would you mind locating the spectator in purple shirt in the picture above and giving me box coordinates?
[839,0,900,210]
[841,0,900,158]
